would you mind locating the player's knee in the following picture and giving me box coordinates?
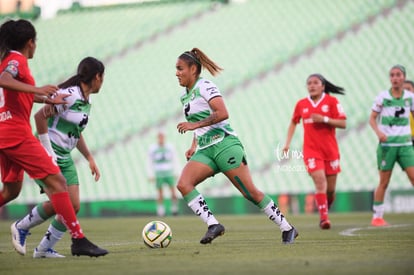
[1,186,20,202]
[176,180,191,195]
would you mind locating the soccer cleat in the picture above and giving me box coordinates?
[71,237,108,257]
[33,248,65,258]
[282,226,298,244]
[371,217,388,227]
[200,224,225,244]
[320,219,331,230]
[11,221,31,255]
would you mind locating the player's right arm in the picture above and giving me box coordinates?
[283,120,298,153]
[369,111,387,142]
[0,70,57,96]
[34,104,57,162]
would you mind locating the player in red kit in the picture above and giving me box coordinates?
[283,74,346,229]
[0,19,107,257]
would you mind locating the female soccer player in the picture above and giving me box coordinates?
[0,19,107,257]
[147,131,179,217]
[11,57,105,258]
[283,74,346,229]
[175,48,298,244]
[369,65,414,226]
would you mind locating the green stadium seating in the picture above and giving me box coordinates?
[14,0,414,204]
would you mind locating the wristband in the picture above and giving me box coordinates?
[38,133,57,162]
[323,116,329,123]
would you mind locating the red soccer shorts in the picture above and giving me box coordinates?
[0,135,60,183]
[304,158,341,175]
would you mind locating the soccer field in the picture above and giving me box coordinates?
[0,212,413,275]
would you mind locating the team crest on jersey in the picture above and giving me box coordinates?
[405,99,411,107]
[330,159,339,170]
[190,92,196,101]
[321,104,329,113]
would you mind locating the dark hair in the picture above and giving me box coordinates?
[307,73,345,95]
[391,64,406,77]
[178,47,223,77]
[0,19,36,60]
[59,57,105,89]
[405,80,414,88]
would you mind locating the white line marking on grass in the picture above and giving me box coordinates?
[340,224,411,237]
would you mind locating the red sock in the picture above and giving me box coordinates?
[315,193,329,221]
[0,193,5,207]
[51,192,84,239]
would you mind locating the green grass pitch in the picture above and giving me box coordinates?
[0,212,413,274]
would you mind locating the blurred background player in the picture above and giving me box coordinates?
[0,19,107,257]
[175,47,298,244]
[369,65,414,226]
[283,74,346,229]
[147,131,179,216]
[11,57,105,258]
[403,80,414,146]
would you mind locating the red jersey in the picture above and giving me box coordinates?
[292,93,346,160]
[0,51,35,148]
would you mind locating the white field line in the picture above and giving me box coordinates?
[339,224,411,237]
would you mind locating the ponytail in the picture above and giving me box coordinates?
[307,74,345,95]
[179,48,223,77]
[59,57,105,89]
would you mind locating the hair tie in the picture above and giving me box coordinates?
[183,52,201,65]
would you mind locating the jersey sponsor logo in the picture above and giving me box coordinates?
[207,86,219,95]
[0,110,12,122]
[303,118,313,124]
[227,156,236,165]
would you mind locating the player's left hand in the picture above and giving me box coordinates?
[311,113,324,123]
[88,157,101,181]
[177,122,196,134]
[49,92,70,105]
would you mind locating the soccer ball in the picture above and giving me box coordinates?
[142,221,172,248]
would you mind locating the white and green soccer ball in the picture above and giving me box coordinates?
[142,221,172,248]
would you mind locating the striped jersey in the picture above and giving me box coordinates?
[48,86,91,158]
[180,77,236,149]
[372,89,414,146]
[147,143,179,178]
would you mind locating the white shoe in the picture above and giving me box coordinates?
[11,221,30,255]
[33,248,65,258]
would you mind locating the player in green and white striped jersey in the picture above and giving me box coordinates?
[147,131,179,216]
[369,65,414,227]
[12,57,106,258]
[175,48,297,245]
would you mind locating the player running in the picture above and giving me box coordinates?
[0,19,107,257]
[283,74,346,229]
[175,47,298,244]
[369,65,414,226]
[11,56,106,258]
